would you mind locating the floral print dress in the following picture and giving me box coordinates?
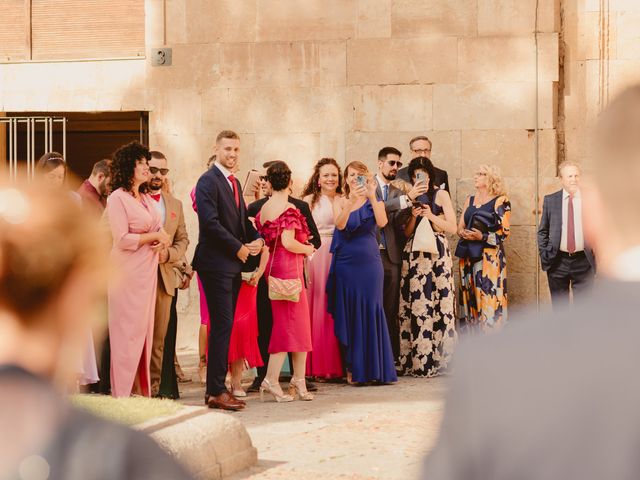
[457,195,511,334]
[398,193,457,377]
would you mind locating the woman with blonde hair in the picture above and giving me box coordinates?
[327,161,397,385]
[455,164,511,333]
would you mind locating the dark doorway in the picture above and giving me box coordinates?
[3,111,148,181]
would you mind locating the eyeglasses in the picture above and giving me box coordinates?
[149,167,169,175]
[386,160,403,168]
[411,148,432,155]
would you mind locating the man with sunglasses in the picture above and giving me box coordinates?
[147,150,190,397]
[375,147,428,362]
[397,136,450,192]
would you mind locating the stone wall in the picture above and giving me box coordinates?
[0,0,566,323]
[562,0,640,169]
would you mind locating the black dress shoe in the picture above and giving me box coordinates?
[247,378,262,393]
[306,380,318,392]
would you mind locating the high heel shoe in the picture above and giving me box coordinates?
[288,377,314,401]
[260,379,294,403]
[231,384,247,398]
[198,356,207,385]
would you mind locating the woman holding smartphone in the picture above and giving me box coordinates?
[327,161,397,385]
[397,157,458,378]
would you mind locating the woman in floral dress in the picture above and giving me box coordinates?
[398,157,458,377]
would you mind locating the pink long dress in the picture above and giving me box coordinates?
[306,195,344,378]
[107,188,161,397]
[256,208,312,353]
[190,187,210,330]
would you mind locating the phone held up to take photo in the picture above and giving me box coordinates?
[356,175,367,187]
[416,172,426,183]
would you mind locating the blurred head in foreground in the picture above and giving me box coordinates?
[584,84,640,277]
[0,176,195,480]
[0,176,108,385]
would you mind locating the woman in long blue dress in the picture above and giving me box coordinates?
[327,161,397,385]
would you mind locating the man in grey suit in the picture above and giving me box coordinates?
[424,85,640,480]
[538,161,596,305]
[375,146,427,360]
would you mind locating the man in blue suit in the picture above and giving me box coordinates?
[193,130,264,411]
[537,161,596,306]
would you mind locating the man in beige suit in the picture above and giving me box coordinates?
[147,150,189,397]
[424,86,640,480]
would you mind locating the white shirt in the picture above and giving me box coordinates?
[215,161,235,191]
[375,174,409,209]
[150,192,166,225]
[560,188,584,253]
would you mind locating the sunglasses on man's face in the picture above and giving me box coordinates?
[386,160,403,168]
[149,167,169,175]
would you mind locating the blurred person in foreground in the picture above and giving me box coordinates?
[0,179,193,480]
[425,85,640,480]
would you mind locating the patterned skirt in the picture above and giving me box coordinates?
[398,232,457,377]
[458,245,508,335]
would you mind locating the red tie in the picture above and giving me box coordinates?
[567,193,576,253]
[228,175,240,209]
[149,193,161,202]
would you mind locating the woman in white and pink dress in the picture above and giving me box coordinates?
[302,158,344,379]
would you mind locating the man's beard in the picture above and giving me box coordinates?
[383,171,397,181]
[148,179,163,192]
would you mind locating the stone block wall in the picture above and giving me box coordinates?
[0,0,568,322]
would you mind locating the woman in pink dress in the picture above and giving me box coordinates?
[107,141,170,397]
[255,161,315,402]
[302,158,344,379]
[190,185,210,384]
[227,246,269,397]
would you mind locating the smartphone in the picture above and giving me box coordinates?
[356,175,366,187]
[416,172,426,183]
[412,201,425,208]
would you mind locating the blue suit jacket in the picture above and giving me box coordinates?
[192,165,260,274]
[537,190,596,272]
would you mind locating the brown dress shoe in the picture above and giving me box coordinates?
[206,392,245,411]
[205,392,247,407]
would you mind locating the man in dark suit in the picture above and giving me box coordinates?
[375,147,427,360]
[397,136,449,192]
[246,161,322,392]
[425,85,640,480]
[538,161,596,306]
[192,130,264,411]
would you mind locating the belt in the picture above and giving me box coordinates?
[559,250,585,258]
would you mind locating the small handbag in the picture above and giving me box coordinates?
[267,222,302,302]
[411,216,439,254]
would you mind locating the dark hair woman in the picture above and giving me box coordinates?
[106,141,170,397]
[255,161,316,402]
[397,157,458,378]
[301,158,344,379]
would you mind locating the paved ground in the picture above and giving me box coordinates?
[175,351,448,479]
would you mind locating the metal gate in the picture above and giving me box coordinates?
[2,116,67,180]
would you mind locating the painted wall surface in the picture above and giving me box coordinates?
[1,0,573,334]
